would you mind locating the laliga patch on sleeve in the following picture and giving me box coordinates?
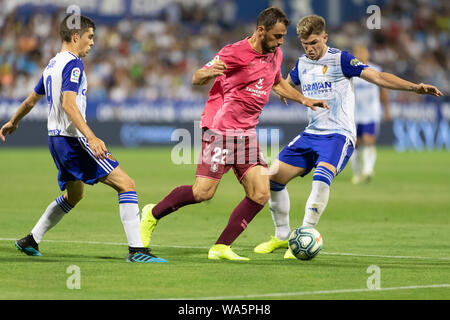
[70,67,81,83]
[204,55,220,68]
[350,58,363,66]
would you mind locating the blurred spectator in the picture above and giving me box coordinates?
[0,0,448,103]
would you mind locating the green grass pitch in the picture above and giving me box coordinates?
[0,147,449,300]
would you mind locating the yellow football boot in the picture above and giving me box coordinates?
[253,236,288,253]
[208,244,250,261]
[284,248,296,259]
[140,204,159,248]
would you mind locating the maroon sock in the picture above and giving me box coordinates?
[215,197,264,246]
[152,185,198,219]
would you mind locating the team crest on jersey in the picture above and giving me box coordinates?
[322,65,328,74]
[70,67,81,83]
[210,163,219,173]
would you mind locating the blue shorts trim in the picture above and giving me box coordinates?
[270,180,286,191]
[277,132,354,176]
[48,136,119,191]
[356,122,378,137]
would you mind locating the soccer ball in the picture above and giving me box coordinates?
[288,226,323,260]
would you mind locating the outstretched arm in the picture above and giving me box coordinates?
[380,87,390,121]
[0,91,43,142]
[62,91,108,160]
[272,78,329,111]
[360,68,443,96]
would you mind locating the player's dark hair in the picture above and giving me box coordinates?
[297,15,326,39]
[60,15,96,43]
[256,7,290,31]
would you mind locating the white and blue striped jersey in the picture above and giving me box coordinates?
[353,63,382,124]
[289,47,368,145]
[34,51,87,138]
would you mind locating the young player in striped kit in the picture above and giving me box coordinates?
[254,15,443,258]
[0,15,166,263]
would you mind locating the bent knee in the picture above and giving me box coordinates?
[192,178,218,202]
[248,190,270,206]
[117,177,136,193]
[126,178,136,191]
[193,188,215,202]
[66,192,83,206]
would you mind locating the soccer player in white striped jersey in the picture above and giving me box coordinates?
[0,15,166,263]
[350,44,390,184]
[254,15,443,258]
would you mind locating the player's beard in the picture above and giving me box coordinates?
[261,35,277,54]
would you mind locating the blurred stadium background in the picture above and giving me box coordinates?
[1,1,449,301]
[0,0,448,150]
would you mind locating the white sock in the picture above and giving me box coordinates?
[118,192,144,248]
[362,146,376,176]
[31,195,73,243]
[350,148,361,177]
[303,180,330,227]
[269,187,291,240]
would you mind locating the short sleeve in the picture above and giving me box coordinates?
[34,75,45,95]
[202,45,241,73]
[289,59,301,85]
[274,69,282,84]
[370,63,382,73]
[61,59,84,92]
[203,54,221,70]
[340,51,368,78]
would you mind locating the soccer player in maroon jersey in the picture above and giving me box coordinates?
[140,7,329,260]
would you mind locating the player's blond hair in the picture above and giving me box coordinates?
[296,15,326,39]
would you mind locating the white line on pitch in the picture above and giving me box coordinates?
[1,237,449,261]
[319,251,450,260]
[168,284,450,300]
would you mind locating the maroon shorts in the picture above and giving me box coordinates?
[196,129,267,182]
